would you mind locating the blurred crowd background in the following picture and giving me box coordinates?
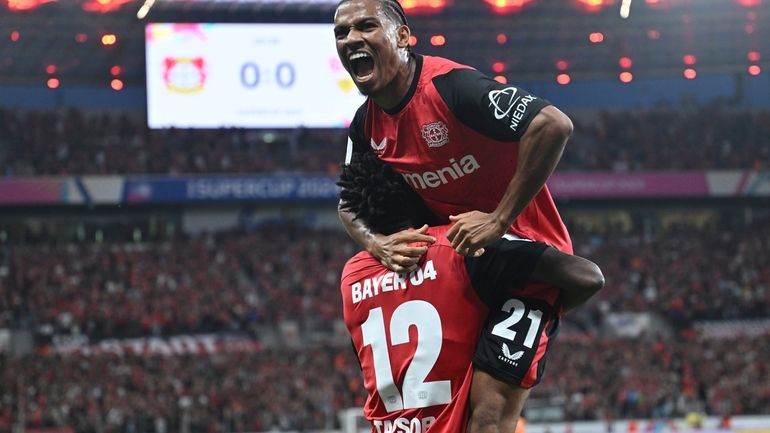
[2,104,770,176]
[2,215,769,432]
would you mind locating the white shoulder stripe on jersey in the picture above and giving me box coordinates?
[503,233,534,242]
[344,136,354,164]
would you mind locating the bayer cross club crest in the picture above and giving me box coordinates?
[163,57,206,93]
[421,121,449,148]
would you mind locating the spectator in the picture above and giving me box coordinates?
[2,102,768,176]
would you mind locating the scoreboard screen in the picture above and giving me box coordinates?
[145,23,365,128]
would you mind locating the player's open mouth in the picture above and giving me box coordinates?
[349,52,374,81]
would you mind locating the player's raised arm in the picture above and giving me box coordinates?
[466,237,604,313]
[489,106,573,234]
[447,106,572,255]
[433,69,573,256]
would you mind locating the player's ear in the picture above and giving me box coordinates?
[396,24,410,49]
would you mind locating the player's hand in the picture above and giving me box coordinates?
[369,224,436,273]
[446,211,507,256]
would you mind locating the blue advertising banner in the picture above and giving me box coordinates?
[122,175,339,203]
[2,171,770,206]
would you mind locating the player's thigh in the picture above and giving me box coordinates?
[468,369,531,433]
[473,294,560,389]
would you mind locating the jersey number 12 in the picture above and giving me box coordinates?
[361,300,451,413]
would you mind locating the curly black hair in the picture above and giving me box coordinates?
[336,0,409,27]
[338,153,438,235]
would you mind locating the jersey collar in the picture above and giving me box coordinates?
[383,53,423,116]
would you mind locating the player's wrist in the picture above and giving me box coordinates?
[367,232,386,258]
[491,211,511,234]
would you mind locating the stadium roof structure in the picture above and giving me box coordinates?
[0,0,767,86]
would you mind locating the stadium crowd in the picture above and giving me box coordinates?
[577,218,770,325]
[0,217,768,430]
[2,334,768,433]
[538,334,770,421]
[0,349,363,433]
[1,102,769,176]
[564,102,770,171]
[2,219,768,343]
[0,110,343,176]
[0,226,354,342]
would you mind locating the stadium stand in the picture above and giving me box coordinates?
[2,336,768,432]
[1,219,768,342]
[2,104,769,175]
[1,214,769,430]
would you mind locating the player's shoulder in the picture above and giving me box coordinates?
[422,56,492,107]
[349,99,369,129]
[421,54,475,80]
[425,225,463,256]
[341,251,383,289]
[342,250,379,276]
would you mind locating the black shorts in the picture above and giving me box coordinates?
[473,294,560,388]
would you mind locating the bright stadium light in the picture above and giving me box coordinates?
[620,0,632,18]
[485,0,536,15]
[618,57,632,68]
[619,71,633,83]
[7,0,57,12]
[111,79,124,91]
[574,0,614,13]
[137,0,156,19]
[101,34,117,45]
[82,0,134,13]
[430,34,446,46]
[735,0,762,7]
[589,32,604,43]
[401,0,451,14]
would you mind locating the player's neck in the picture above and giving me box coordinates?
[372,55,416,111]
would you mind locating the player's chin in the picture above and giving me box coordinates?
[353,80,377,96]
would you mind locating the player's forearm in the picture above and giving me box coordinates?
[492,107,573,228]
[339,203,379,253]
[530,248,605,313]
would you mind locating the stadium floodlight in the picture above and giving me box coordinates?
[149,0,340,4]
[137,0,156,19]
[620,0,632,18]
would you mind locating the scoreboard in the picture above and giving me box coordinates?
[145,23,366,128]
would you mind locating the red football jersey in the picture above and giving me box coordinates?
[346,54,572,255]
[341,226,487,433]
